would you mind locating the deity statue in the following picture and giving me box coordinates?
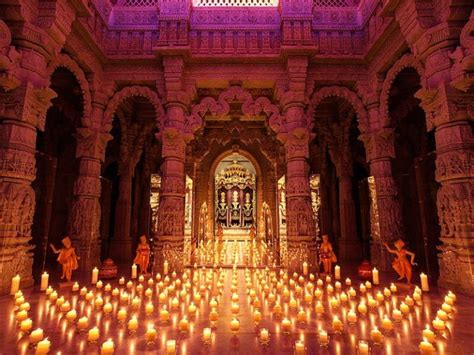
[216,191,228,226]
[319,234,337,274]
[384,239,416,284]
[133,235,151,274]
[230,190,241,226]
[249,224,256,242]
[242,192,254,227]
[50,236,79,282]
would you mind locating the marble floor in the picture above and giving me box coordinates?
[1,263,474,355]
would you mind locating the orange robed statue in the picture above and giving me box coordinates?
[50,236,79,282]
[319,234,337,274]
[384,239,416,284]
[134,235,151,274]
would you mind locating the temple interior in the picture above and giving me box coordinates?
[0,0,473,354]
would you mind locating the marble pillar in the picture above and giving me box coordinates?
[284,104,317,272]
[362,127,404,270]
[67,127,111,271]
[0,43,55,293]
[154,105,187,273]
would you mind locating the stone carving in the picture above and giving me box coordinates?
[186,85,284,137]
[0,20,21,91]
[308,86,369,134]
[47,53,92,126]
[379,54,426,127]
[103,86,164,132]
[449,11,474,92]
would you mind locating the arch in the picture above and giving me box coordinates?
[308,86,369,134]
[103,86,164,133]
[379,53,425,127]
[47,54,92,126]
[186,86,284,139]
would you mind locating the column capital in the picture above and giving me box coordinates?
[76,127,113,162]
[360,128,396,162]
[0,82,56,131]
[415,83,474,131]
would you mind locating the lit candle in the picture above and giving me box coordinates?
[253,309,262,325]
[91,267,99,284]
[202,327,212,344]
[432,317,445,331]
[347,310,357,324]
[419,339,435,354]
[315,301,325,315]
[436,309,448,321]
[88,327,100,342]
[231,302,240,314]
[117,309,127,322]
[334,265,341,280]
[332,315,343,333]
[29,328,44,343]
[145,302,154,316]
[94,296,104,309]
[281,318,291,333]
[35,338,51,354]
[381,315,393,332]
[358,340,369,355]
[72,282,79,292]
[20,302,30,311]
[259,328,269,343]
[318,330,329,346]
[166,339,176,355]
[420,273,429,292]
[295,340,305,354]
[188,303,197,316]
[103,303,113,315]
[345,277,351,286]
[330,297,339,308]
[10,275,20,295]
[101,339,114,355]
[376,291,384,302]
[423,326,436,343]
[383,287,391,297]
[400,302,409,314]
[370,326,383,344]
[302,262,308,276]
[128,316,139,332]
[357,302,367,315]
[441,302,452,314]
[80,287,87,296]
[297,308,307,324]
[66,309,77,322]
[230,318,240,333]
[392,309,402,322]
[368,297,377,308]
[163,260,169,275]
[159,308,170,324]
[372,268,379,285]
[20,318,33,332]
[104,283,112,292]
[96,280,103,289]
[145,323,158,344]
[16,310,28,322]
[179,317,190,333]
[131,264,137,279]
[40,272,49,291]
[171,297,179,310]
[60,300,71,312]
[119,277,125,285]
[349,287,356,297]
[77,316,88,331]
[390,283,397,293]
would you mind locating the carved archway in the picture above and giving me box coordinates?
[186,86,283,139]
[47,54,92,126]
[308,86,369,134]
[103,86,165,133]
[379,53,425,126]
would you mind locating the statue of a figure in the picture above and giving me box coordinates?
[134,235,151,274]
[249,224,256,242]
[50,237,79,282]
[384,239,416,284]
[231,190,241,226]
[319,234,337,274]
[216,191,228,226]
[242,192,254,227]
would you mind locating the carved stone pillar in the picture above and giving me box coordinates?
[284,104,316,272]
[67,127,111,271]
[417,82,474,295]
[435,121,474,295]
[362,128,404,270]
[154,109,187,273]
[0,83,55,294]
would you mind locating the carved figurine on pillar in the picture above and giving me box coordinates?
[319,234,337,274]
[133,235,151,274]
[383,239,416,284]
[50,237,79,283]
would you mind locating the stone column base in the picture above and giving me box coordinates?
[109,239,133,264]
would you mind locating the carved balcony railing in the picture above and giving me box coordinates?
[193,0,278,6]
